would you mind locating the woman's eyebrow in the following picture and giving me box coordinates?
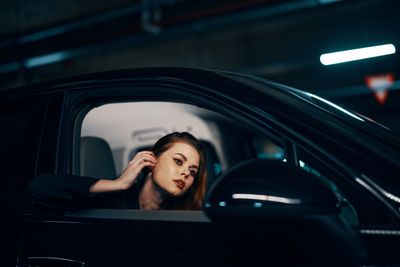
[174,153,199,169]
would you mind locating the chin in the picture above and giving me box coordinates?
[163,186,182,198]
[170,191,184,198]
[170,188,187,198]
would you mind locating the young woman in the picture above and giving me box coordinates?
[31,132,208,211]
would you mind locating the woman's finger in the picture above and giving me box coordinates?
[136,151,154,157]
[128,151,154,163]
[136,161,155,171]
[139,160,155,166]
[129,154,157,166]
[130,151,153,160]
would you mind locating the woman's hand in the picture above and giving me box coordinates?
[89,151,157,193]
[117,151,157,190]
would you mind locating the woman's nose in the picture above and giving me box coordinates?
[180,168,190,177]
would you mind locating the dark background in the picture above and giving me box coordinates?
[1,0,399,132]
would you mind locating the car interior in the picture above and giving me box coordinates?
[78,101,285,193]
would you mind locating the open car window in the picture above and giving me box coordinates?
[80,102,227,182]
[77,101,286,206]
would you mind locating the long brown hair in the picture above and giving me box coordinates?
[151,132,207,210]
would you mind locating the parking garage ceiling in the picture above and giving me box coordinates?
[1,0,399,130]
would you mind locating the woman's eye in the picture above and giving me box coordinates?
[174,158,182,166]
[190,170,196,177]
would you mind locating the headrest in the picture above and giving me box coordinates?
[80,136,117,179]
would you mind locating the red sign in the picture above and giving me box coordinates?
[365,73,395,105]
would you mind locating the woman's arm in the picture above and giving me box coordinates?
[30,173,100,210]
[30,151,157,210]
[90,150,156,193]
[89,178,126,193]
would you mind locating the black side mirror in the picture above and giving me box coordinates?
[204,159,367,265]
[204,159,340,221]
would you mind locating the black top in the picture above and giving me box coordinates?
[30,174,141,212]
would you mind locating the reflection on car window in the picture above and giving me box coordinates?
[252,136,285,160]
[298,160,321,178]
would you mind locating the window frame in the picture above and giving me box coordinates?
[54,82,286,220]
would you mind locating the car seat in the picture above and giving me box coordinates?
[199,140,221,190]
[80,136,117,179]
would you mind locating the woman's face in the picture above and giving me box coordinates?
[152,142,200,197]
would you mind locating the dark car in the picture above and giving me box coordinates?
[1,67,399,267]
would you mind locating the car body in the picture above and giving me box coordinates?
[0,67,399,267]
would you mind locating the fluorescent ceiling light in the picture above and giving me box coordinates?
[320,44,396,65]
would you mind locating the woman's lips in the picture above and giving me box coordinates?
[173,179,185,190]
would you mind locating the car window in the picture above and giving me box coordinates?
[80,102,226,183]
[77,101,285,207]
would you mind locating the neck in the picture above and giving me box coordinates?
[139,173,165,210]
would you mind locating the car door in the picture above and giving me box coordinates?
[0,93,51,267]
[16,72,313,266]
